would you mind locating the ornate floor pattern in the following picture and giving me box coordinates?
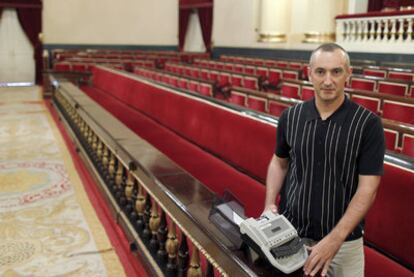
[0,87,126,277]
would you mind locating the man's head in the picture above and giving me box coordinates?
[308,43,352,105]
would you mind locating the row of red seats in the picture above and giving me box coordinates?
[54,62,124,72]
[350,75,414,97]
[133,67,215,97]
[164,62,261,90]
[363,66,414,81]
[219,55,306,70]
[193,59,302,83]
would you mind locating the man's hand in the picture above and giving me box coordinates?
[262,204,278,215]
[303,233,343,276]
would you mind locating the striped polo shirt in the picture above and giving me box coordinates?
[276,96,385,241]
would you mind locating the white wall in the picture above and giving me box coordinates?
[43,0,178,45]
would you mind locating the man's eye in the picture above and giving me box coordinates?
[316,69,324,75]
[333,69,343,75]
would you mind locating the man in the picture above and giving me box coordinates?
[264,43,385,277]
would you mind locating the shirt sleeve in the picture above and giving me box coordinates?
[275,109,291,158]
[357,114,385,176]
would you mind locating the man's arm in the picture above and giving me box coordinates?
[263,154,289,213]
[304,175,381,276]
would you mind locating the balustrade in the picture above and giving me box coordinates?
[336,11,414,53]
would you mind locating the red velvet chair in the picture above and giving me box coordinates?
[72,63,86,72]
[383,128,399,152]
[265,60,277,67]
[378,81,409,97]
[282,70,299,80]
[200,69,210,80]
[228,90,247,107]
[224,63,233,71]
[198,83,213,97]
[289,62,302,70]
[234,64,244,73]
[351,95,381,114]
[243,77,259,90]
[218,73,231,86]
[301,86,314,100]
[209,71,219,82]
[231,74,243,87]
[350,77,376,91]
[244,65,256,75]
[382,100,414,125]
[388,71,414,81]
[54,62,71,71]
[256,67,269,78]
[268,68,282,86]
[190,68,200,79]
[401,133,414,157]
[268,100,291,117]
[247,95,267,112]
[280,83,301,99]
[177,79,188,90]
[188,81,199,93]
[363,68,387,78]
[276,61,288,68]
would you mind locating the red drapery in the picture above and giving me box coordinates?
[198,7,213,52]
[179,0,213,52]
[0,1,42,84]
[17,7,42,84]
[368,0,414,11]
[179,9,191,51]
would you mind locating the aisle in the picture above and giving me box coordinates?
[0,86,126,276]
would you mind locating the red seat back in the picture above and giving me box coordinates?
[268,100,291,117]
[401,134,414,157]
[247,96,267,112]
[382,100,414,125]
[351,95,380,114]
[378,81,408,97]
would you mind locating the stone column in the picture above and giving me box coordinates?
[303,0,341,43]
[257,0,290,42]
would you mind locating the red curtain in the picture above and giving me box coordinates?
[368,0,384,11]
[179,8,191,51]
[198,7,213,52]
[179,0,213,52]
[17,7,42,84]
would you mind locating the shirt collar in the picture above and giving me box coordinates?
[304,96,350,125]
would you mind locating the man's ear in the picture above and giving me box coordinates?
[346,66,353,82]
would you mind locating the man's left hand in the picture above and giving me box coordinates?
[303,234,343,276]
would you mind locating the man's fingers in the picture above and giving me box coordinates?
[304,252,319,275]
[309,259,324,276]
[320,259,331,277]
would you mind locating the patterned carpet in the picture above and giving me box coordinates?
[0,87,125,277]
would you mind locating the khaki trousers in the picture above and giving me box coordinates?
[304,237,364,277]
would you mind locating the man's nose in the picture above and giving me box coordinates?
[323,73,333,85]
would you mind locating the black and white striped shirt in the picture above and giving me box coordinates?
[276,97,385,241]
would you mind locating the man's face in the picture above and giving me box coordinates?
[309,49,352,104]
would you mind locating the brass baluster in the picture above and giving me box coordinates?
[157,210,168,266]
[166,222,179,275]
[177,233,189,277]
[149,203,160,254]
[108,152,116,178]
[142,193,152,242]
[124,171,135,213]
[187,247,202,277]
[114,161,124,199]
[134,182,146,234]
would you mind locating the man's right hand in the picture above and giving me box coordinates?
[262,204,278,215]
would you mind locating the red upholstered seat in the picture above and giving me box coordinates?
[200,69,209,80]
[209,70,219,82]
[410,86,414,97]
[169,76,179,87]
[378,81,408,97]
[351,95,380,114]
[268,68,282,86]
[198,83,213,97]
[190,68,200,79]
[350,77,376,91]
[218,73,230,86]
[247,96,267,112]
[54,62,71,71]
[282,70,299,80]
[289,62,302,70]
[244,65,256,75]
[276,61,288,68]
[268,100,291,117]
[188,81,199,93]
[382,100,414,125]
[280,83,301,99]
[363,68,387,78]
[401,134,414,157]
[301,86,314,100]
[231,74,243,87]
[243,77,259,90]
[383,128,399,152]
[364,246,414,277]
[234,64,244,73]
[224,63,233,71]
[388,71,414,81]
[228,90,246,107]
[256,67,268,78]
[177,79,188,89]
[72,63,87,72]
[365,163,414,270]
[265,60,277,67]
